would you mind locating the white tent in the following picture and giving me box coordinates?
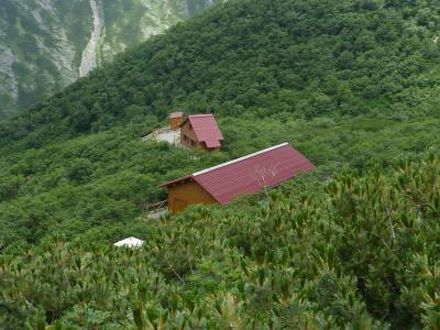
[114,237,144,248]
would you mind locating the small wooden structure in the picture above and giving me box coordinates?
[180,114,223,151]
[161,143,315,214]
[169,112,184,130]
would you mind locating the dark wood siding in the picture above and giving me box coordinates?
[180,120,200,148]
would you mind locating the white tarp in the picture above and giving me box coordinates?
[114,237,144,248]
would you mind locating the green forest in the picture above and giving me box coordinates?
[0,0,439,328]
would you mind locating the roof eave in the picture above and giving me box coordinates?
[160,175,194,189]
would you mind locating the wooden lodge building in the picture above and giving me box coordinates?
[169,112,184,130]
[161,143,315,214]
[180,114,223,151]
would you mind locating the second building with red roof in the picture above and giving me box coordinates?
[180,114,223,151]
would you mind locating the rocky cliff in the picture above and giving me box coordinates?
[0,0,222,117]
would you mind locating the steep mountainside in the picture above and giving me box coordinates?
[0,0,222,117]
[0,0,440,328]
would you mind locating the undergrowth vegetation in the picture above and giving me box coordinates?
[0,0,439,328]
[1,154,439,328]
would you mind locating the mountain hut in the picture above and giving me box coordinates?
[161,143,315,214]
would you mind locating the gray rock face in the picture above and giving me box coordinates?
[0,47,18,101]
[79,0,104,77]
[0,0,223,117]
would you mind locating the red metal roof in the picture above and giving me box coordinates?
[169,112,184,119]
[186,114,223,149]
[162,143,315,205]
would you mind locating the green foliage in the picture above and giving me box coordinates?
[0,114,437,252]
[0,0,439,328]
[1,155,439,328]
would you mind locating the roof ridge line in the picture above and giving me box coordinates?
[193,142,290,176]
